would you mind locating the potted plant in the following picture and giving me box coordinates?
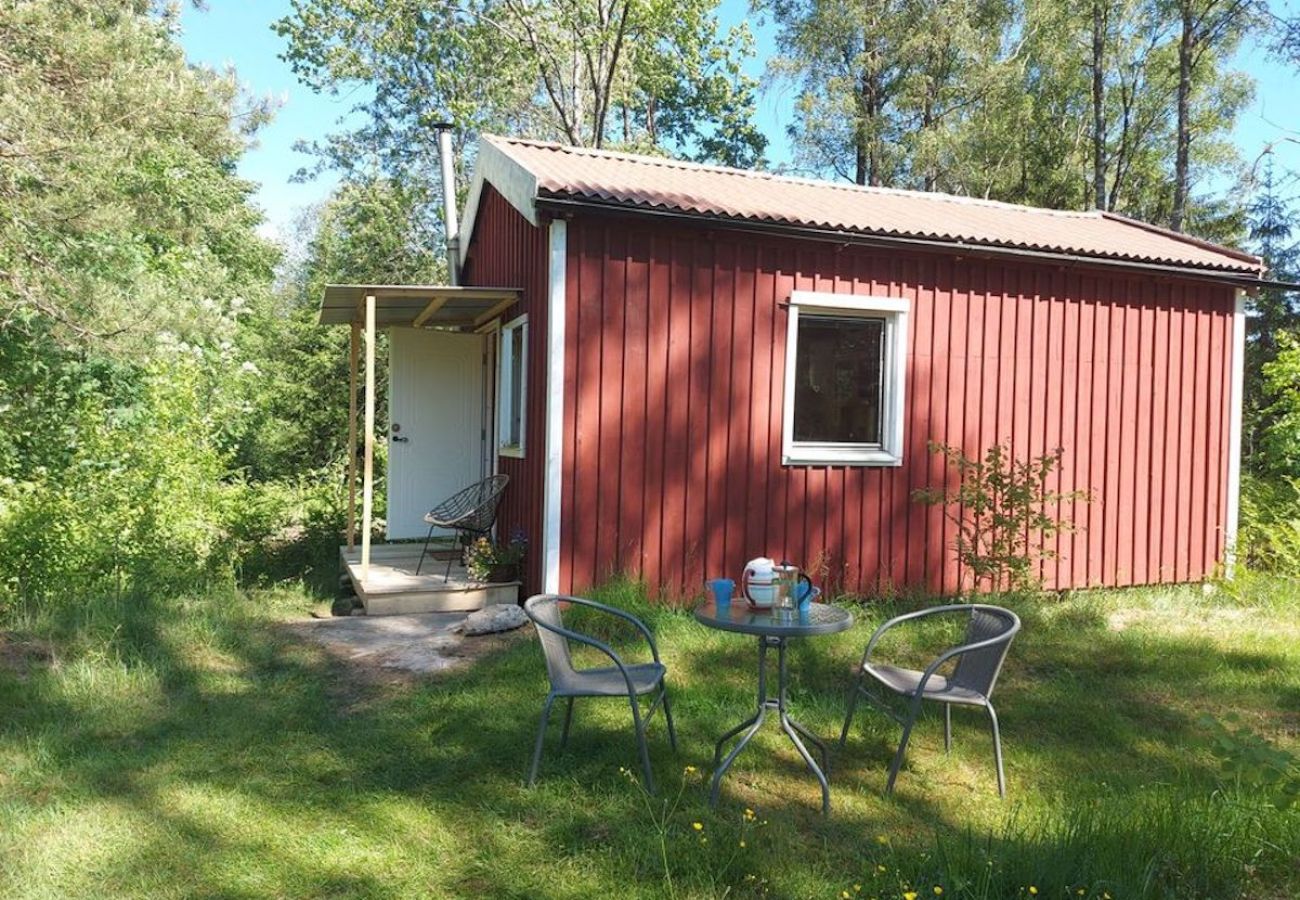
[465,530,527,583]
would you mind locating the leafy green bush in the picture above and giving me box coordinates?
[914,443,1089,594]
[0,350,279,615]
[1237,473,1300,576]
[1200,713,1300,810]
[1254,331,1300,476]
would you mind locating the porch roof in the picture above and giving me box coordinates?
[318,284,521,329]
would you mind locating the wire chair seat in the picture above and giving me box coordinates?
[415,474,510,576]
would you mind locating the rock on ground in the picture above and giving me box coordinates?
[450,604,528,636]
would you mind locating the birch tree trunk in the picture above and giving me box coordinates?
[1172,1,1195,231]
[1091,0,1107,210]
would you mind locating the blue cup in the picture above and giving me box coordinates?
[797,586,821,611]
[707,578,735,606]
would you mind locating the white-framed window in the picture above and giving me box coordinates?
[498,314,527,457]
[782,291,909,467]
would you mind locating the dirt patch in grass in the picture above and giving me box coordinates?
[0,632,55,679]
[279,612,530,680]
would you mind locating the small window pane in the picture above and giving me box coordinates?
[509,324,524,446]
[792,315,884,444]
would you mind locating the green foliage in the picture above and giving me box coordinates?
[0,350,245,612]
[1237,472,1300,576]
[274,0,767,200]
[762,0,1014,188]
[760,0,1256,239]
[0,1,315,616]
[463,531,528,582]
[1257,331,1300,473]
[0,0,277,346]
[1199,713,1300,810]
[234,173,443,483]
[1244,158,1300,477]
[914,443,1089,594]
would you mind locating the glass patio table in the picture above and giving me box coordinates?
[694,600,854,815]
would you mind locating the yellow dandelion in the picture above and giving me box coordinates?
[692,822,703,831]
[684,765,697,774]
[904,892,918,900]
[877,865,888,873]
[842,892,852,899]
[934,888,944,897]
[739,840,746,848]
[1029,889,1038,897]
[876,834,889,845]
[854,886,862,893]
[1076,891,1085,897]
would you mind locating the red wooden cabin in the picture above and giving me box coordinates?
[376,136,1269,600]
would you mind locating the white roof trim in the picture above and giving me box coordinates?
[458,136,540,266]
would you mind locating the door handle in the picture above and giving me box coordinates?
[391,435,409,443]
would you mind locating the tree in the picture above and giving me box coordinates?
[764,0,910,185]
[275,0,767,188]
[1166,0,1259,231]
[761,0,1257,243]
[1244,154,1300,473]
[236,175,443,481]
[914,443,1089,595]
[0,1,286,608]
[762,0,1014,187]
[0,0,277,349]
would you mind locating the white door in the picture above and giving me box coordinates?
[387,328,485,540]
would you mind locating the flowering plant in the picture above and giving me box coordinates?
[464,529,527,581]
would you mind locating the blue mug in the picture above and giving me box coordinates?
[797,585,821,611]
[707,578,735,606]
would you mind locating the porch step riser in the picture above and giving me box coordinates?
[359,584,520,616]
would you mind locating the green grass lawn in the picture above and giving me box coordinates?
[1,564,1297,899]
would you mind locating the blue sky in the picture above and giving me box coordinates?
[179,1,1300,242]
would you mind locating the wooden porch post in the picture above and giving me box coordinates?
[360,294,377,582]
[346,322,359,551]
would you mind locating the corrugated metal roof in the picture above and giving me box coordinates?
[318,284,519,327]
[484,135,1263,275]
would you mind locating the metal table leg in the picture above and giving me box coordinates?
[709,635,833,815]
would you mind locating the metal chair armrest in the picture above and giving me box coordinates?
[527,611,640,697]
[555,595,663,664]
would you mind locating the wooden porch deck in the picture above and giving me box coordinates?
[340,543,520,616]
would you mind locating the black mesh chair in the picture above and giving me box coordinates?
[415,474,510,576]
[523,594,676,792]
[838,604,1021,797]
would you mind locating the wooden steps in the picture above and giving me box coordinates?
[339,544,520,616]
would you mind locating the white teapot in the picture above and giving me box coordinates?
[741,557,777,608]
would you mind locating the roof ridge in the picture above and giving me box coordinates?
[1098,210,1261,267]
[485,133,1103,221]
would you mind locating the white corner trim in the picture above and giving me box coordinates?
[781,292,909,467]
[1224,289,1246,576]
[458,137,540,266]
[542,220,567,593]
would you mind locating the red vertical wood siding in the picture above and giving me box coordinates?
[557,215,1237,598]
[460,186,549,593]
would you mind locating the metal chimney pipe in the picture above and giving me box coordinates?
[433,123,460,285]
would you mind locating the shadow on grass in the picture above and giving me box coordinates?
[1,583,1298,897]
